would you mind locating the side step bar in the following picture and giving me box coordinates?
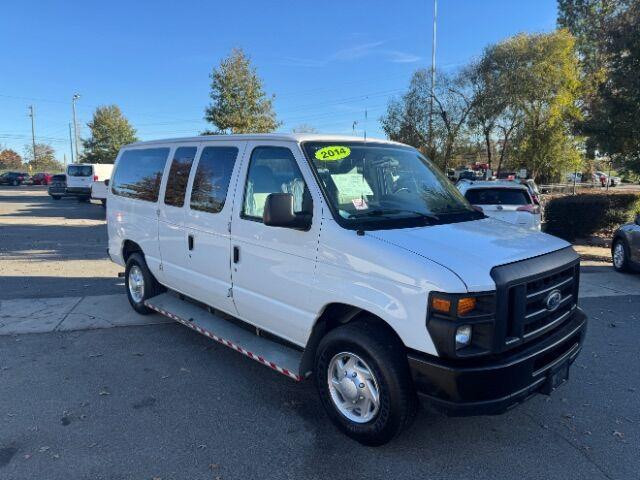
[145,293,304,381]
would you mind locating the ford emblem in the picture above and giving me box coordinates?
[545,290,562,312]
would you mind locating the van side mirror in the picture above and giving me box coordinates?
[104,179,110,186]
[263,193,311,230]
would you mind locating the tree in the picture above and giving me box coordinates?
[82,105,138,164]
[23,144,63,172]
[581,1,640,174]
[476,31,584,182]
[0,149,23,170]
[380,69,476,169]
[204,48,280,134]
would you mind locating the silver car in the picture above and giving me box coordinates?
[612,214,640,273]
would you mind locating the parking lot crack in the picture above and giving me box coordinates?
[523,412,614,480]
[53,296,85,331]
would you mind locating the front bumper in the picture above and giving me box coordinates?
[408,308,587,416]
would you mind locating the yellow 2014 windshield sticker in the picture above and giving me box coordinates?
[315,146,351,161]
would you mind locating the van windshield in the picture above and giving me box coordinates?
[302,142,481,229]
[67,165,93,177]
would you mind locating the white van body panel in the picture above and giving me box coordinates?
[157,142,201,288]
[369,218,569,292]
[229,140,325,346]
[107,145,172,278]
[313,217,467,354]
[182,139,247,316]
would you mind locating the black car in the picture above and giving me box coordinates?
[612,214,640,273]
[48,174,67,200]
[0,171,30,186]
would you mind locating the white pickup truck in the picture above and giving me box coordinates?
[107,134,587,445]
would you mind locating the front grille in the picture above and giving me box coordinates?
[491,247,581,352]
[505,265,578,345]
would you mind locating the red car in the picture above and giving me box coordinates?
[31,172,54,185]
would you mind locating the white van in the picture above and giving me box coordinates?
[66,163,113,202]
[107,134,587,445]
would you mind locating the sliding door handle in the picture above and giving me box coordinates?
[188,234,194,251]
[233,246,240,263]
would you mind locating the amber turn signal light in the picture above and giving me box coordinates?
[457,297,477,316]
[431,297,452,314]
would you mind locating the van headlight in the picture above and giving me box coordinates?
[427,292,496,358]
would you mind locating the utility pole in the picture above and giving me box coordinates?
[427,0,438,159]
[68,122,75,163]
[72,93,81,162]
[28,105,37,164]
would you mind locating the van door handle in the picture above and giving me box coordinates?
[233,246,240,263]
[188,234,194,251]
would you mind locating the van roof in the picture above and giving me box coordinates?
[124,133,405,148]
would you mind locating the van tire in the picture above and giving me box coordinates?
[51,195,61,200]
[314,320,418,446]
[125,253,163,314]
[78,196,90,203]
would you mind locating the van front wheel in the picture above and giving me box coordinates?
[314,320,418,446]
[125,253,163,314]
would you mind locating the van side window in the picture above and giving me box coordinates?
[111,148,170,202]
[242,147,310,221]
[190,146,238,214]
[164,146,197,207]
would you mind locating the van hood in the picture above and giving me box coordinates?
[368,217,571,292]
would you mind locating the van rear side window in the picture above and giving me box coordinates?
[190,146,238,214]
[164,146,197,207]
[112,148,170,202]
[67,165,93,177]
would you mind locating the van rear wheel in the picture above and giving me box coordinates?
[314,320,418,446]
[125,253,163,314]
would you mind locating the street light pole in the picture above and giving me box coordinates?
[72,93,81,162]
[428,0,438,160]
[28,105,37,164]
[68,122,75,164]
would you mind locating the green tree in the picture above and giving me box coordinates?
[0,148,23,170]
[478,31,584,182]
[583,1,640,174]
[23,144,63,172]
[204,48,280,134]
[82,105,138,164]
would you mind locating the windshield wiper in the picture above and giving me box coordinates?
[348,209,439,222]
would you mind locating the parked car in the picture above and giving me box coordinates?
[0,171,30,186]
[48,174,67,200]
[612,214,640,273]
[108,134,586,445]
[66,163,113,202]
[457,180,542,230]
[595,171,621,187]
[456,170,477,182]
[31,172,54,185]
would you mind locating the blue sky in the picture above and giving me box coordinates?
[0,0,558,161]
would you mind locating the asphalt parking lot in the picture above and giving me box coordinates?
[1,186,639,480]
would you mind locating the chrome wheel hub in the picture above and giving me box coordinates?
[128,265,145,303]
[327,352,380,423]
[613,243,625,268]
